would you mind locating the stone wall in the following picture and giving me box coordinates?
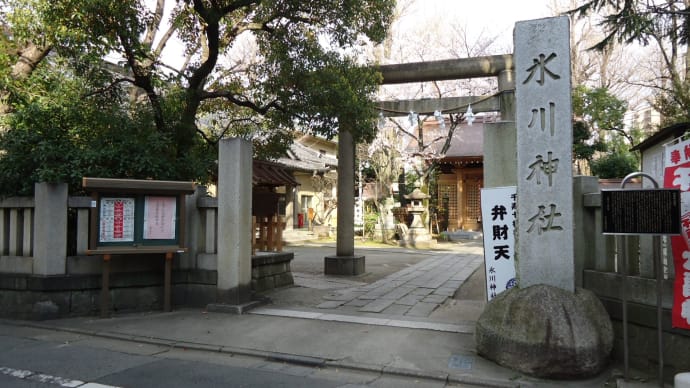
[600,296,690,380]
[0,251,295,319]
[0,268,217,320]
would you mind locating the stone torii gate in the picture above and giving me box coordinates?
[212,54,520,303]
[325,54,518,275]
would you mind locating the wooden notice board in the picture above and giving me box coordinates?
[82,177,196,316]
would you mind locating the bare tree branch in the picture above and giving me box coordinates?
[200,90,282,114]
[82,77,135,98]
[143,0,165,49]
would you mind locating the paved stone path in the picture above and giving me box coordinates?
[292,272,367,290]
[252,246,484,332]
[315,253,483,318]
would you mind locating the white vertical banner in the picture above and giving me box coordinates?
[354,197,363,226]
[481,186,518,301]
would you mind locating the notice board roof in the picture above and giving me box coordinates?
[82,177,196,194]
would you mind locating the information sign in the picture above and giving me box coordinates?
[99,197,136,243]
[83,177,195,252]
[602,189,681,235]
[144,196,177,240]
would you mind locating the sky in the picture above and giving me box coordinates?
[395,0,555,50]
[121,0,560,74]
[376,1,559,101]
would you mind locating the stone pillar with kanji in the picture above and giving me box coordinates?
[475,16,613,379]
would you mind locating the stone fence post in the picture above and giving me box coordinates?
[572,175,599,288]
[215,138,252,306]
[33,182,68,275]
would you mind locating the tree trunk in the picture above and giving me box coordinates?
[0,42,51,116]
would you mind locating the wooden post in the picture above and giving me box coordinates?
[260,217,268,251]
[164,252,173,312]
[251,216,257,256]
[101,254,111,318]
[277,216,285,252]
[267,216,276,252]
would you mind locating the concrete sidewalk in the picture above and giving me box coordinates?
[3,308,626,388]
[1,240,658,387]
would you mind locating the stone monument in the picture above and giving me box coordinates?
[514,16,574,292]
[475,16,613,378]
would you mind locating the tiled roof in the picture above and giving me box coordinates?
[276,141,337,172]
[443,123,484,157]
[404,121,484,158]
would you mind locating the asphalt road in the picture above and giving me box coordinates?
[0,322,461,388]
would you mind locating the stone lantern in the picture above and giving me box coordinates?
[405,188,428,229]
[402,188,436,248]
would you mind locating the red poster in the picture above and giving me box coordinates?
[113,201,124,239]
[99,197,135,243]
[664,139,690,330]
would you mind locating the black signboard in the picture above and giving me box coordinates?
[602,189,681,235]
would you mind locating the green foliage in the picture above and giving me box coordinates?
[0,0,396,195]
[589,123,643,179]
[363,211,379,240]
[0,63,214,196]
[568,0,690,55]
[571,85,632,173]
[590,152,639,179]
[569,1,690,126]
[653,91,690,127]
[572,85,626,131]
[572,120,606,162]
[258,31,384,143]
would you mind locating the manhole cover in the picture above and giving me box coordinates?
[448,354,473,370]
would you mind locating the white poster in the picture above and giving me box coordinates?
[481,186,518,301]
[143,196,177,240]
[99,197,135,243]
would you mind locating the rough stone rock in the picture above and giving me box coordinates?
[475,284,613,379]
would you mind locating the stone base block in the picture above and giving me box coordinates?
[475,284,613,379]
[206,300,264,314]
[251,252,294,292]
[324,255,365,276]
[399,238,437,249]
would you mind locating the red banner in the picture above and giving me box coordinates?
[664,139,690,330]
[113,200,124,239]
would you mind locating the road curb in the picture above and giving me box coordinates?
[0,318,521,387]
